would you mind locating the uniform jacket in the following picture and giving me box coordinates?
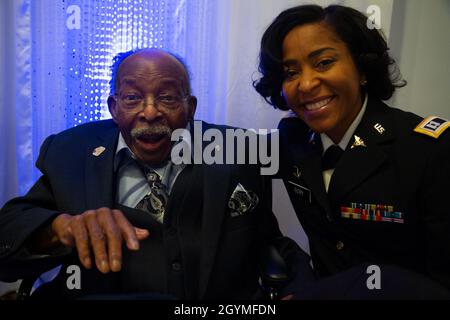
[0,119,297,299]
[278,98,450,289]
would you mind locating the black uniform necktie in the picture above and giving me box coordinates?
[322,145,344,171]
[135,168,169,223]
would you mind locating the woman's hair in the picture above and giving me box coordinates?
[253,4,406,110]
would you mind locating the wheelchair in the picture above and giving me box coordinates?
[1,242,290,300]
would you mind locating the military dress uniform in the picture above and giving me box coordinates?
[278,98,450,291]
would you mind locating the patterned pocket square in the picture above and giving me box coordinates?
[228,183,259,217]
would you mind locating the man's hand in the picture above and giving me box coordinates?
[50,208,149,273]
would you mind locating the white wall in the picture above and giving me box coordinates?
[389,0,450,119]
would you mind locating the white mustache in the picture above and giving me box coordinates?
[131,125,172,139]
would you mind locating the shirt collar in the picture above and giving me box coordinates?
[114,133,134,172]
[320,94,368,153]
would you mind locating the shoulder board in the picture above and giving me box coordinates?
[414,116,450,138]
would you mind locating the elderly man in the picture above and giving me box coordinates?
[0,49,302,299]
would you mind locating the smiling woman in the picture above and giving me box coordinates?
[280,22,364,143]
[254,4,450,299]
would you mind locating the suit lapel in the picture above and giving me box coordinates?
[196,121,232,298]
[199,162,231,298]
[328,99,394,203]
[84,122,119,210]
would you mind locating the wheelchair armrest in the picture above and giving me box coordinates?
[258,243,290,300]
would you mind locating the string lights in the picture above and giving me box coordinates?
[63,0,182,127]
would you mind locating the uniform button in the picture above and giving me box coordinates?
[172,262,182,271]
[336,241,344,251]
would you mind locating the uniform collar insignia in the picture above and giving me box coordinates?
[351,135,367,149]
[292,166,301,179]
[374,123,385,134]
[414,116,450,139]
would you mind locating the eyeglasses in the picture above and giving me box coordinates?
[113,93,189,112]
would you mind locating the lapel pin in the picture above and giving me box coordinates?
[92,146,106,157]
[351,135,367,149]
[374,123,385,134]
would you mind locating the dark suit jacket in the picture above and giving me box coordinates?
[278,98,450,290]
[0,120,299,299]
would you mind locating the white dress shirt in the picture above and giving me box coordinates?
[320,95,368,192]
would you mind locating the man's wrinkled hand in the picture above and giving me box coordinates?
[51,208,149,273]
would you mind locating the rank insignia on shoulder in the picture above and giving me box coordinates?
[414,116,450,138]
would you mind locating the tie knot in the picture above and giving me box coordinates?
[322,145,344,171]
[144,169,162,183]
[134,160,162,183]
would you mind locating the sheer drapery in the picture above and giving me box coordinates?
[1,0,189,203]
